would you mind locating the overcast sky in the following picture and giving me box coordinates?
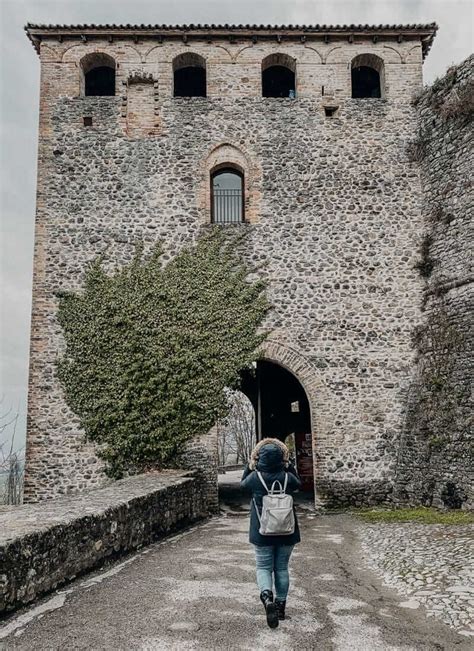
[0,0,473,453]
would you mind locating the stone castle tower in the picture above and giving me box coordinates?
[24,22,440,506]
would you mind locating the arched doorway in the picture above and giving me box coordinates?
[218,342,330,509]
[240,360,314,493]
[218,358,316,510]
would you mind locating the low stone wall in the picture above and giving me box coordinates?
[180,428,219,513]
[0,471,206,614]
[317,478,394,509]
[218,464,246,473]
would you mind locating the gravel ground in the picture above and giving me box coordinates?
[357,522,474,638]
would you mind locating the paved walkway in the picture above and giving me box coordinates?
[359,521,474,635]
[1,494,470,650]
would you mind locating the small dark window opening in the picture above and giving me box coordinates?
[83,116,93,126]
[324,106,338,117]
[440,482,465,509]
[351,66,381,98]
[262,66,295,98]
[211,168,244,224]
[174,66,206,97]
[85,66,115,96]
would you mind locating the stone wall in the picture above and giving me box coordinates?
[394,55,474,509]
[181,429,220,513]
[25,30,429,505]
[0,471,206,613]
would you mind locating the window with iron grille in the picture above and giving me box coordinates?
[211,168,244,224]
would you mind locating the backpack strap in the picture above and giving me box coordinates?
[252,498,262,523]
[257,471,288,495]
[270,480,283,494]
[256,470,269,493]
[269,473,289,495]
[254,471,268,523]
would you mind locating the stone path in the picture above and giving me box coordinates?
[0,505,470,650]
[358,521,474,637]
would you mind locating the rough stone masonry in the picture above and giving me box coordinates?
[22,22,470,508]
[0,471,206,613]
[394,54,474,510]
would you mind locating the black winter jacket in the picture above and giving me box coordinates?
[240,444,301,546]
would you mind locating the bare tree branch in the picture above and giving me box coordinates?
[217,389,256,467]
[0,401,24,505]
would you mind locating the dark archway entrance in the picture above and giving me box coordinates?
[240,360,314,492]
[218,359,314,511]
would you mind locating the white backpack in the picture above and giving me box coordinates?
[253,471,295,536]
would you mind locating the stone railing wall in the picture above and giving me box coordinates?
[0,471,206,614]
[180,427,220,513]
[394,55,474,509]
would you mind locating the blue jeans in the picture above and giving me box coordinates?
[254,544,295,600]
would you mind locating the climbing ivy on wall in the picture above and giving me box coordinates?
[57,230,270,478]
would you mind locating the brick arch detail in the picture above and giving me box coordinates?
[260,339,334,442]
[382,45,404,63]
[39,44,61,62]
[61,43,142,64]
[172,51,207,71]
[301,45,324,64]
[404,44,423,64]
[261,52,297,72]
[198,142,262,224]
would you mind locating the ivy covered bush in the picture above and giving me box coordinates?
[57,230,270,478]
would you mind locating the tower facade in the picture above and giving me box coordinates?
[24,23,437,504]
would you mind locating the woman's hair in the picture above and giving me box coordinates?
[249,437,290,470]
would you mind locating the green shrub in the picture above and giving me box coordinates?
[57,230,270,477]
[438,79,474,120]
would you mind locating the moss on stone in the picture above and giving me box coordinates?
[354,506,474,525]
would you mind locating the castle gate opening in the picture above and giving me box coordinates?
[241,360,314,493]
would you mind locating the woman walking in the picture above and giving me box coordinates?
[240,438,301,628]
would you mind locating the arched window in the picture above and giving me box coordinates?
[262,54,296,98]
[173,53,206,97]
[81,53,116,97]
[211,167,244,224]
[351,54,384,98]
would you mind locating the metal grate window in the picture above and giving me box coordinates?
[211,169,244,224]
